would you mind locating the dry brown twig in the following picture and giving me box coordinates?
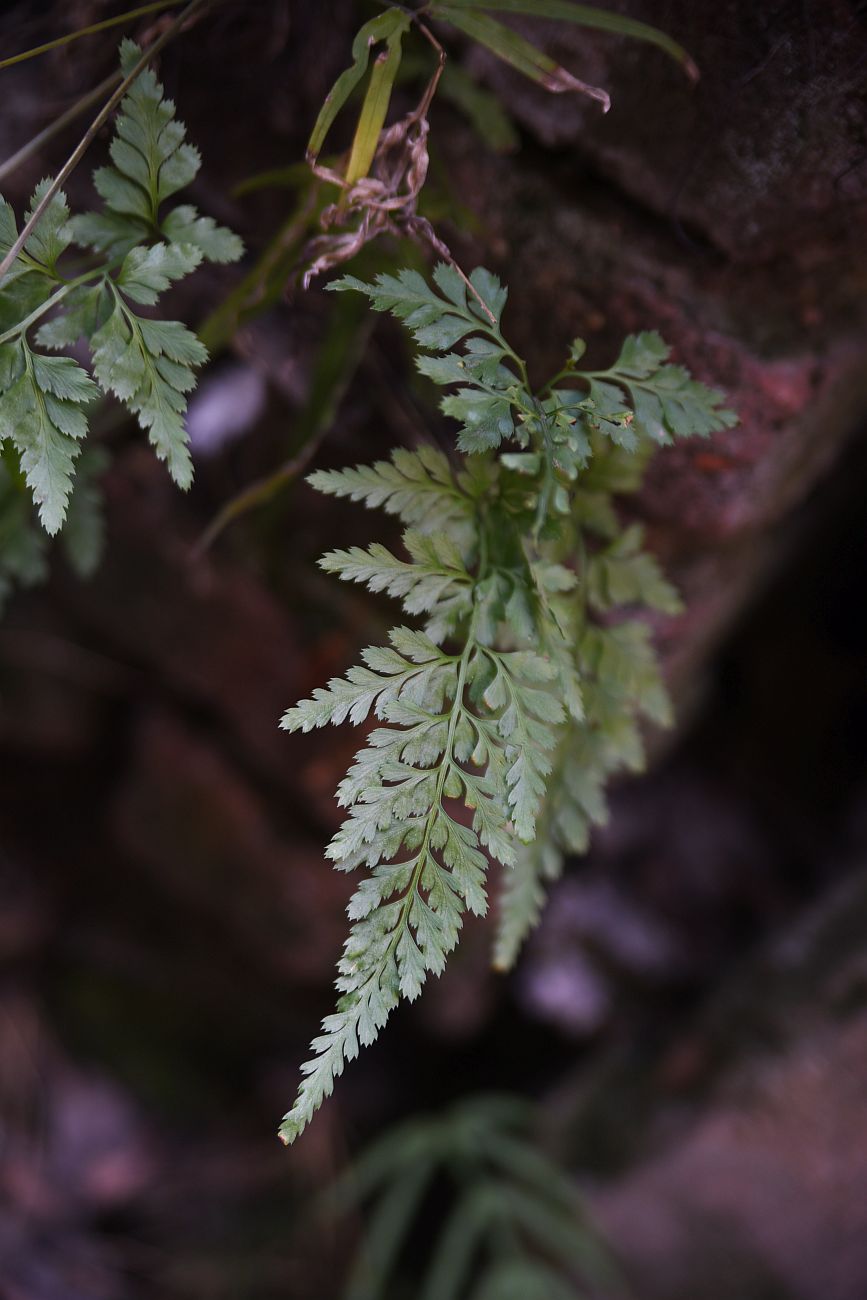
[299,22,496,325]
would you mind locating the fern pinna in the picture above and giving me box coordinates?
[0,40,241,606]
[279,264,735,1143]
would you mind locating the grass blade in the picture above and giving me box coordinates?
[307,9,411,164]
[437,0,698,80]
[434,7,610,110]
[0,1,185,71]
[345,28,405,185]
[344,1158,436,1300]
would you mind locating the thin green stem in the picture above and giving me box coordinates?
[510,350,532,393]
[574,524,589,637]
[0,70,121,184]
[540,364,577,395]
[525,396,556,538]
[580,365,653,398]
[0,270,102,347]
[0,1,187,71]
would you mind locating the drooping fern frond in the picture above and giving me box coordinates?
[278,518,529,1142]
[279,263,736,1144]
[0,340,98,533]
[0,38,242,585]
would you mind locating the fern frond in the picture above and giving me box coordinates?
[0,340,97,533]
[321,533,472,616]
[281,264,736,1139]
[555,329,737,449]
[281,628,452,731]
[0,40,241,546]
[280,623,517,1145]
[330,264,522,453]
[308,445,474,534]
[90,286,206,488]
[586,523,682,614]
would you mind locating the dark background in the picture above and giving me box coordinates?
[1,2,866,1297]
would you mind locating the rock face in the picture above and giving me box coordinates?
[586,870,867,1300]
[469,0,867,263]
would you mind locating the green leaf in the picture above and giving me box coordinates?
[329,265,506,353]
[320,534,471,616]
[0,267,53,336]
[570,334,738,445]
[73,38,228,260]
[35,283,110,351]
[308,445,475,539]
[160,205,244,263]
[438,62,520,153]
[469,266,508,323]
[481,649,564,841]
[587,523,683,614]
[306,9,412,162]
[443,389,515,452]
[344,1159,435,1300]
[309,445,467,523]
[23,180,73,272]
[434,0,699,80]
[332,1094,618,1300]
[345,23,406,185]
[0,450,48,611]
[0,200,20,268]
[0,342,97,534]
[117,240,202,305]
[611,329,670,376]
[283,264,735,1145]
[433,6,610,109]
[493,836,562,971]
[90,291,206,489]
[281,629,451,732]
[68,210,150,259]
[279,649,502,1141]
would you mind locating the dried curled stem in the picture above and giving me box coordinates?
[299,22,495,325]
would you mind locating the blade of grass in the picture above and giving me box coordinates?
[499,1182,624,1289]
[232,162,312,199]
[193,294,371,555]
[434,6,610,109]
[307,9,411,164]
[421,1184,499,1300]
[439,61,520,152]
[344,1158,435,1300]
[0,69,121,184]
[0,1,186,71]
[436,0,698,80]
[344,28,405,186]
